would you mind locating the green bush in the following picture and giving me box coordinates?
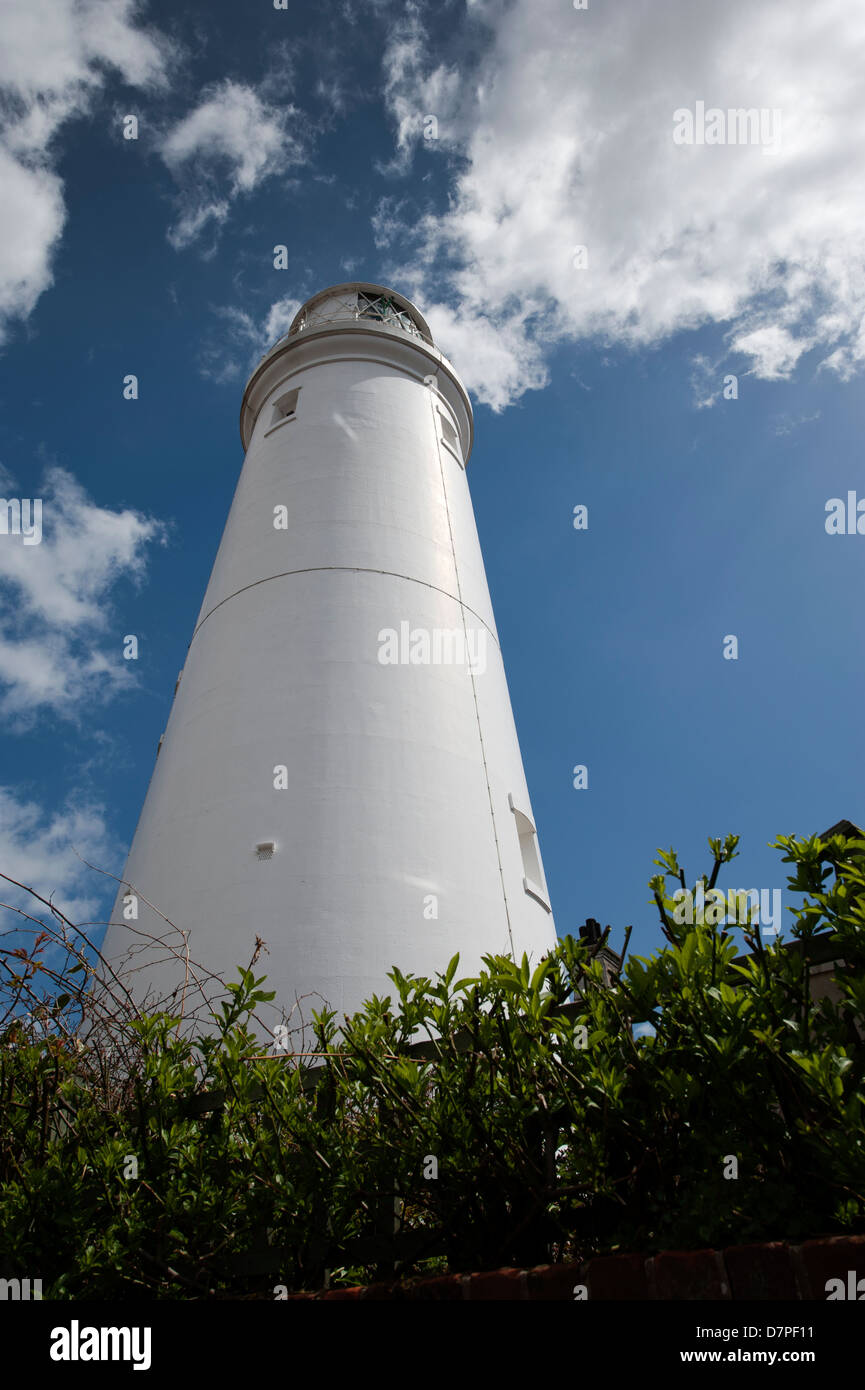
[1,829,863,1297]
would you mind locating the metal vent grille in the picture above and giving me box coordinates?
[255,842,275,861]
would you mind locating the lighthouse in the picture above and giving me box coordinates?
[104,284,558,1024]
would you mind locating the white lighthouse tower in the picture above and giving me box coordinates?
[104,284,557,1024]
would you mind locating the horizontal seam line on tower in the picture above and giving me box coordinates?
[189,567,500,647]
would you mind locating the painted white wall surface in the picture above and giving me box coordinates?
[103,285,557,1030]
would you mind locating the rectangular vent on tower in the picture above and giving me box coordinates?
[255,841,275,861]
[438,408,462,465]
[508,794,552,912]
[268,388,300,431]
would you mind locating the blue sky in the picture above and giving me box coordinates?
[1,0,864,984]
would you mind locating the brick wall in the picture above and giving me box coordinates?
[277,1234,865,1300]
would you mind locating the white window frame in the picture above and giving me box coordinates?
[265,387,301,436]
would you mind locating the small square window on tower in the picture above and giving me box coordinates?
[270,388,300,428]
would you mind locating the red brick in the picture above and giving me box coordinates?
[321,1285,362,1300]
[525,1262,585,1301]
[466,1268,527,1300]
[359,1281,400,1301]
[403,1273,465,1301]
[795,1235,865,1300]
[584,1253,649,1300]
[723,1242,799,1300]
[652,1248,730,1300]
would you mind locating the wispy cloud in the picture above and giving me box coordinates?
[198,296,304,383]
[772,409,821,437]
[0,786,120,925]
[160,80,309,249]
[376,3,463,176]
[0,465,166,725]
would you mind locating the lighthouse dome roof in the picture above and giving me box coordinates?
[285,283,433,346]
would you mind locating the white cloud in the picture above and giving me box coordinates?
[0,786,120,925]
[0,0,167,115]
[378,0,865,409]
[263,296,304,343]
[199,296,304,383]
[0,466,166,724]
[728,324,810,380]
[0,148,66,330]
[160,80,308,248]
[377,4,462,175]
[0,0,174,342]
[423,298,549,414]
[372,195,411,250]
[689,353,725,410]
